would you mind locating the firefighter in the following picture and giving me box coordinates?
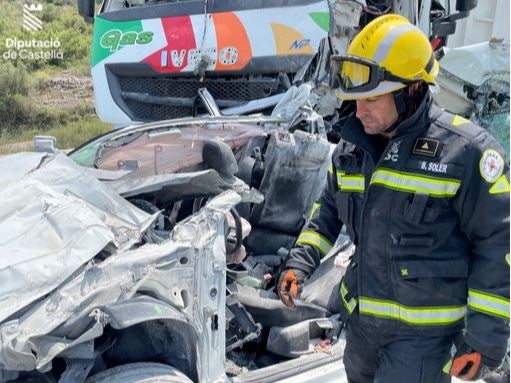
[277,14,509,382]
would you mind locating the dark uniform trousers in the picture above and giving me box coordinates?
[344,311,455,383]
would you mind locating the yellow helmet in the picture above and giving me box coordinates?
[333,14,439,100]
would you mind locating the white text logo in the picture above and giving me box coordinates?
[384,140,401,162]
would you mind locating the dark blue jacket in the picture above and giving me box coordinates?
[285,92,510,361]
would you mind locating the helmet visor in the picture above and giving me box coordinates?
[332,55,413,94]
[339,59,373,91]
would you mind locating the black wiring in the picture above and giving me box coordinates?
[363,0,392,15]
[226,207,242,256]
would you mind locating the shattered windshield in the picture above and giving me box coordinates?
[483,112,510,159]
[70,121,267,178]
[104,0,186,11]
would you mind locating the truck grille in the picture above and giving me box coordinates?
[117,76,281,121]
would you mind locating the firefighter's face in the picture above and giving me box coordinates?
[355,93,399,137]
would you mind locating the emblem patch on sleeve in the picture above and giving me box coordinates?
[479,149,504,183]
[413,138,440,157]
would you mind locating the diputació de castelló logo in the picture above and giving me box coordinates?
[2,3,63,61]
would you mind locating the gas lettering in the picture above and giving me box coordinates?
[100,30,154,52]
[136,31,153,45]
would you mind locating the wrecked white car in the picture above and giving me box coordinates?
[4,108,505,383]
[0,111,357,383]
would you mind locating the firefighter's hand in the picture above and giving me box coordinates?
[277,269,307,309]
[449,343,500,381]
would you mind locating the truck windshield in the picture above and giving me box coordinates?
[104,0,174,12]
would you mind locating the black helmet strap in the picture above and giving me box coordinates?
[384,82,424,134]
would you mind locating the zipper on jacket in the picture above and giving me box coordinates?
[357,137,401,324]
[355,145,374,310]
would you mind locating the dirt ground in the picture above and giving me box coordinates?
[39,71,94,110]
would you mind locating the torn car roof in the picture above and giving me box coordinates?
[0,151,155,324]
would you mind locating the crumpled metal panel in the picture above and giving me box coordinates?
[434,41,510,118]
[0,152,155,324]
[440,41,510,87]
[0,152,47,183]
[79,166,133,181]
[0,188,239,383]
[109,169,232,199]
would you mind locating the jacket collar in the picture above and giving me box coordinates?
[339,90,434,160]
[393,91,433,139]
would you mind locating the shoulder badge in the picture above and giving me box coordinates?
[413,138,440,157]
[479,149,504,183]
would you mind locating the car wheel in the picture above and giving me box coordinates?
[85,362,192,383]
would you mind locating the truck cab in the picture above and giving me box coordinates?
[78,0,477,125]
[79,0,330,124]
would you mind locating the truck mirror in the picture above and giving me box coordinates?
[78,0,94,23]
[455,0,478,12]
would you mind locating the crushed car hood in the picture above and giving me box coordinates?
[0,151,240,383]
[0,152,156,325]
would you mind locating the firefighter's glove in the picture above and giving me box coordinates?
[277,269,307,309]
[449,342,500,381]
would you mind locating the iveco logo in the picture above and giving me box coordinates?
[160,47,238,68]
[289,39,310,50]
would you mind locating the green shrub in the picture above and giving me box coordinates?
[48,118,112,149]
[33,70,53,91]
[40,4,60,23]
[0,94,71,133]
[52,28,91,67]
[0,117,113,154]
[0,62,33,97]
